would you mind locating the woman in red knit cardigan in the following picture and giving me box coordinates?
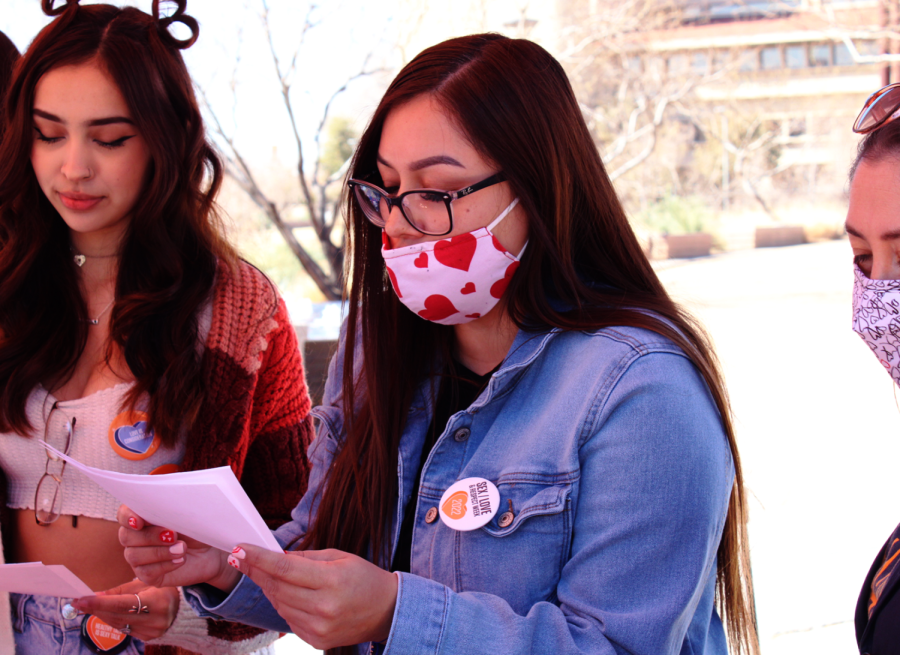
[0,1,314,653]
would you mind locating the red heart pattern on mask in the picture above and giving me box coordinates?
[460,282,476,295]
[418,295,459,321]
[387,266,402,297]
[492,235,507,253]
[465,313,481,319]
[490,261,519,299]
[414,253,428,268]
[434,233,477,271]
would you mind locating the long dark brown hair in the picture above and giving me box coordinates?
[0,30,20,140]
[301,33,758,655]
[0,0,236,445]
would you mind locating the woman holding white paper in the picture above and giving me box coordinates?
[119,33,759,655]
[0,1,314,653]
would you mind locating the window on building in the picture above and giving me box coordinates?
[712,49,729,72]
[785,45,807,69]
[834,43,855,66]
[739,49,759,71]
[810,43,831,66]
[857,40,880,57]
[692,52,709,75]
[760,46,782,70]
[669,54,688,75]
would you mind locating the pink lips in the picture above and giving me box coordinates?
[58,192,103,211]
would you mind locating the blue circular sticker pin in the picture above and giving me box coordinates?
[108,410,159,461]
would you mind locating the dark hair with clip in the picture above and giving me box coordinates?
[0,0,237,445]
[152,0,199,49]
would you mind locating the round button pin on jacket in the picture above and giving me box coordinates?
[108,410,160,461]
[438,477,500,531]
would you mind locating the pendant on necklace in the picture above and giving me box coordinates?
[86,298,116,326]
[73,255,86,267]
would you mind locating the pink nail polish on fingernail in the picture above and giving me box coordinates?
[227,555,240,569]
[128,517,137,529]
[231,547,246,560]
[172,557,185,564]
[169,543,185,555]
[160,530,175,544]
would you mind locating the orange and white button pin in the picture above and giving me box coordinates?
[81,615,129,652]
[438,477,500,531]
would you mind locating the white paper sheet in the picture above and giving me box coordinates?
[39,441,282,553]
[0,562,94,598]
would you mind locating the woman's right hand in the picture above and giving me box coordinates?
[116,505,241,592]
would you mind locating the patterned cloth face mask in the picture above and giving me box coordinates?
[381,198,525,325]
[852,262,900,385]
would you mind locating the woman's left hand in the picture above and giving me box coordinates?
[71,579,180,642]
[230,545,398,650]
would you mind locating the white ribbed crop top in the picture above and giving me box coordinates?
[0,384,187,520]
[0,299,213,521]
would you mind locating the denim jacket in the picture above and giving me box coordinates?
[187,323,734,655]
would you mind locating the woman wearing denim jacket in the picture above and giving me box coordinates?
[119,33,759,655]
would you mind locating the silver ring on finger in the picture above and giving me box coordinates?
[128,593,150,614]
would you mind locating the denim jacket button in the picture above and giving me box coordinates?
[425,507,439,523]
[453,427,470,442]
[498,511,514,528]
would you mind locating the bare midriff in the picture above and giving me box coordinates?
[10,509,135,591]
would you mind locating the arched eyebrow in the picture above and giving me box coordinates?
[377,153,464,171]
[846,222,900,241]
[33,108,135,127]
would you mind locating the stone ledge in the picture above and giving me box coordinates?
[650,233,714,259]
[755,225,807,248]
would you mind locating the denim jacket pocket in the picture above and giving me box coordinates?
[481,483,569,538]
[454,480,573,614]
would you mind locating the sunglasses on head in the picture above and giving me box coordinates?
[854,83,900,134]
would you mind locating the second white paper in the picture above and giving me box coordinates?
[0,562,93,598]
[39,441,282,554]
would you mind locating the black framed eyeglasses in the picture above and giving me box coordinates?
[348,172,506,236]
[35,401,75,526]
[854,83,900,134]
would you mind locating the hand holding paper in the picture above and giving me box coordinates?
[117,508,242,591]
[38,440,281,554]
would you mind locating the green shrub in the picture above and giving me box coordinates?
[633,195,716,235]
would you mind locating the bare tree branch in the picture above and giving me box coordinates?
[194,0,395,299]
[198,84,341,297]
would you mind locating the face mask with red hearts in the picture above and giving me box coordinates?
[381,198,525,325]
